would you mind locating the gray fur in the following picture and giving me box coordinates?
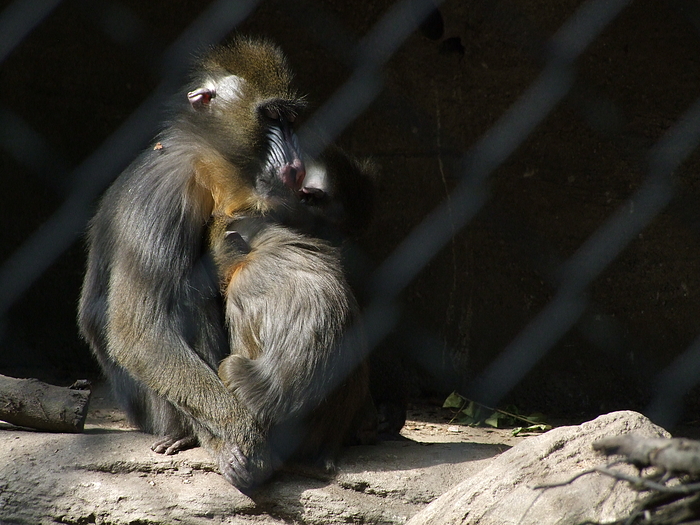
[77,37,306,492]
[216,220,359,426]
[212,208,375,466]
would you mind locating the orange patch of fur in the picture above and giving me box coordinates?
[223,260,247,289]
[193,154,268,218]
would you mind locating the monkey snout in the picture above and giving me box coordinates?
[280,159,306,191]
[291,158,306,187]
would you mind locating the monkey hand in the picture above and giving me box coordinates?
[200,427,277,495]
[217,442,270,495]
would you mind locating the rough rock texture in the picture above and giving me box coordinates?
[0,388,670,525]
[0,431,500,525]
[0,386,509,525]
[407,411,670,525]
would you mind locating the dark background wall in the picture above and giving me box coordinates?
[1,0,700,426]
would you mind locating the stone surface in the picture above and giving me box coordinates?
[0,386,671,525]
[407,410,670,525]
[0,385,511,525]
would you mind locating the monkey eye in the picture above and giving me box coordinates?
[263,107,280,121]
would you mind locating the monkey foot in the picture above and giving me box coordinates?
[151,434,199,455]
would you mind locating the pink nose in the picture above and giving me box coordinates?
[292,159,306,188]
[280,159,306,191]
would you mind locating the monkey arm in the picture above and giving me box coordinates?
[104,230,274,491]
[102,177,253,438]
[87,156,274,491]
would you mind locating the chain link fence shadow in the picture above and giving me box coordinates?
[1,0,700,432]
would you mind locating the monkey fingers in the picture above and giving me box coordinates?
[216,441,275,495]
[151,434,199,455]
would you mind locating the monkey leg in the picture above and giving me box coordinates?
[121,380,200,455]
[95,352,199,454]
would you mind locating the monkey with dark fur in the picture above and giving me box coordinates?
[78,38,332,492]
[209,148,378,470]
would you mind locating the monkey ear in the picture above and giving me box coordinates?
[188,87,215,110]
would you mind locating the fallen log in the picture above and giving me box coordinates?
[0,374,91,432]
[593,433,700,475]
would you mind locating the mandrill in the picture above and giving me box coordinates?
[210,147,378,470]
[78,37,373,492]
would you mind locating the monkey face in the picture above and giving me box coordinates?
[258,103,306,196]
[299,147,377,237]
[185,38,307,206]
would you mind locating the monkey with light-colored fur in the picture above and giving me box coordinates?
[211,148,378,470]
